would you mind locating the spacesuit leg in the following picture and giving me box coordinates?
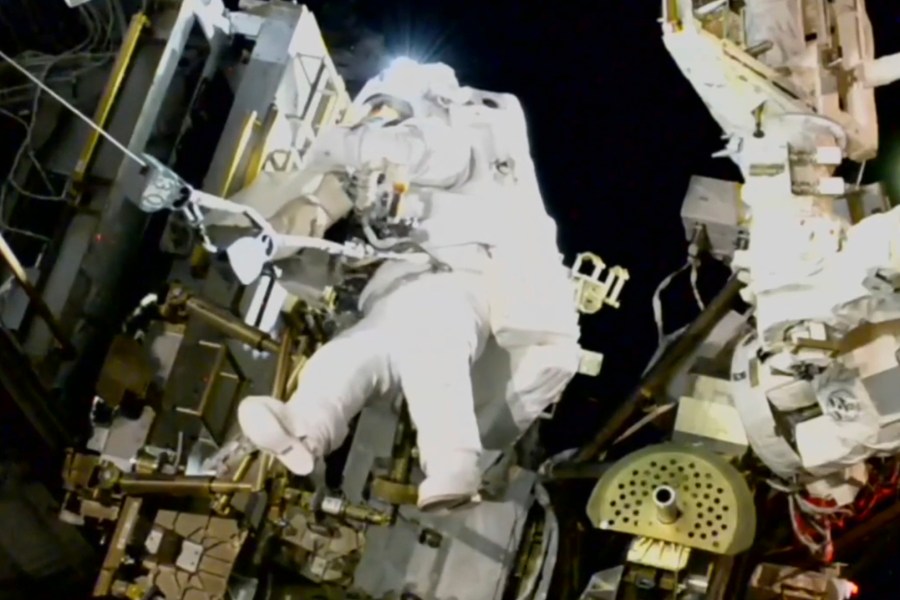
[239,271,490,509]
[237,316,394,475]
[380,272,490,510]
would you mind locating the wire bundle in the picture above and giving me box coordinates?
[0,0,120,243]
[769,459,900,563]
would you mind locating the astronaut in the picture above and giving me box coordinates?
[237,58,582,512]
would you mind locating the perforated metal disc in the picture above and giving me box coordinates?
[586,443,755,555]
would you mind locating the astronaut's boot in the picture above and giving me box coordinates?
[417,480,482,513]
[237,395,318,476]
[416,451,482,513]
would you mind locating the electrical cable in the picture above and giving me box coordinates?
[0,47,146,169]
[0,2,120,242]
[652,260,702,345]
[650,221,709,346]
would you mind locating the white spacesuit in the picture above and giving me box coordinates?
[238,58,582,512]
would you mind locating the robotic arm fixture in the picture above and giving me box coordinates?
[135,153,432,286]
[662,0,900,514]
[570,6,900,595]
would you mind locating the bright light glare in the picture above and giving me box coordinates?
[389,56,419,69]
[379,57,424,96]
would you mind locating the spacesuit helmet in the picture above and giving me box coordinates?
[352,57,470,122]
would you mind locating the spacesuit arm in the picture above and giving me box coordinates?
[311,118,473,189]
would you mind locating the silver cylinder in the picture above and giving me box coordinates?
[653,485,680,524]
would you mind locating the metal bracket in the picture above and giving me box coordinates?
[578,350,604,377]
[572,252,630,314]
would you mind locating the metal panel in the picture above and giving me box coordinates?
[203,10,301,195]
[343,396,540,599]
[341,399,399,505]
[352,468,537,600]
[22,41,165,358]
[0,326,69,459]
[23,213,97,357]
[49,3,200,397]
[68,1,196,306]
[863,367,900,425]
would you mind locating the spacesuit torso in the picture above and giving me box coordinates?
[353,87,581,350]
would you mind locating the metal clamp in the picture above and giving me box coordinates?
[572,252,630,315]
[137,154,434,284]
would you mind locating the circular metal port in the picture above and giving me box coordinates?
[654,485,680,524]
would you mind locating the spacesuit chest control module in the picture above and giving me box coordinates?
[231,58,586,513]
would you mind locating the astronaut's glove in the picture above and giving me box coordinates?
[202,434,257,478]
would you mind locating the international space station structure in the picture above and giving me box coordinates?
[577,2,900,598]
[5,1,900,599]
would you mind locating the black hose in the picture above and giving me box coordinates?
[560,275,746,469]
